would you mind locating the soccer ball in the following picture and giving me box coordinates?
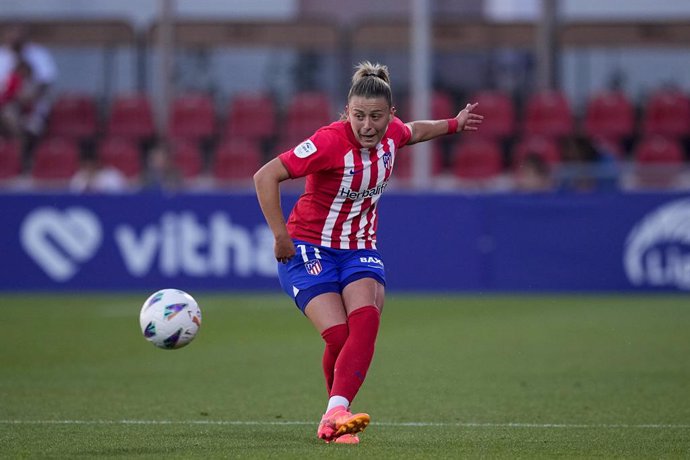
[139,289,202,349]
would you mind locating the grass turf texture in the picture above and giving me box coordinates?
[1,294,689,458]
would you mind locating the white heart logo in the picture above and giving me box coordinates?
[20,207,103,281]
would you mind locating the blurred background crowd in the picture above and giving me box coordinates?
[1,0,690,194]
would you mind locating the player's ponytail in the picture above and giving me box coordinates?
[348,61,393,108]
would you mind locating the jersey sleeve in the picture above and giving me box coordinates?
[278,129,339,178]
[389,116,413,147]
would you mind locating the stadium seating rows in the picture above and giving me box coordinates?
[0,87,689,187]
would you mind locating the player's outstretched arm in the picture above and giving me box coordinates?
[253,158,296,263]
[405,102,483,145]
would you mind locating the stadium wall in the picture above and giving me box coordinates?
[1,191,689,293]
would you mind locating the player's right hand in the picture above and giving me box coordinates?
[274,235,296,264]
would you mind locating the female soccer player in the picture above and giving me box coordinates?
[253,61,482,444]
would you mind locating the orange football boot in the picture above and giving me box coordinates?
[317,405,370,442]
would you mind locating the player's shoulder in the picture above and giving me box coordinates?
[287,121,350,161]
[311,120,353,151]
[385,116,411,141]
[387,116,407,133]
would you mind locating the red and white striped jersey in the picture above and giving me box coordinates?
[279,117,411,250]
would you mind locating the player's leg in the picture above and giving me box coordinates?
[315,277,383,441]
[304,279,385,399]
[304,292,347,331]
[331,247,386,407]
[276,241,362,442]
[320,249,388,441]
[342,276,385,315]
[308,279,383,441]
[331,277,384,406]
[303,292,348,395]
[303,293,366,442]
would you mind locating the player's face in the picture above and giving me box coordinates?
[347,96,394,148]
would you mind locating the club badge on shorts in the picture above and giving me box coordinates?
[304,259,322,276]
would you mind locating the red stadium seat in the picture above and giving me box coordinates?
[106,93,156,140]
[31,137,80,181]
[97,137,142,178]
[0,137,21,179]
[583,90,635,143]
[642,89,690,139]
[631,136,685,189]
[469,90,516,140]
[284,91,333,142]
[168,93,216,140]
[512,136,561,169]
[429,90,455,119]
[402,90,455,120]
[634,136,684,164]
[224,92,277,141]
[213,138,263,182]
[170,139,203,179]
[273,135,306,157]
[451,138,503,180]
[524,90,574,139]
[46,93,98,140]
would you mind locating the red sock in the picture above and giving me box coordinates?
[330,306,381,402]
[320,323,349,394]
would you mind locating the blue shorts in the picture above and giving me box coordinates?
[277,239,386,313]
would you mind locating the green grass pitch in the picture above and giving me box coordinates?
[1,293,689,458]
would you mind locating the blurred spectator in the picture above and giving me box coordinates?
[0,26,57,134]
[0,58,34,137]
[70,155,128,193]
[514,152,553,192]
[0,25,57,167]
[143,142,182,191]
[560,135,619,191]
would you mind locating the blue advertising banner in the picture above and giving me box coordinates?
[2,192,285,291]
[1,191,689,292]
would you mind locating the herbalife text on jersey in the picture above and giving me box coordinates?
[339,181,389,201]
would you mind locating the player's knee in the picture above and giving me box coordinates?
[348,305,381,328]
[321,322,349,349]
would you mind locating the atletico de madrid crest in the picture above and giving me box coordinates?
[382,151,393,170]
[305,259,322,276]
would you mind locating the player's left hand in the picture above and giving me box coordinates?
[456,103,483,132]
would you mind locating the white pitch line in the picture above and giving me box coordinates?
[1,420,689,429]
